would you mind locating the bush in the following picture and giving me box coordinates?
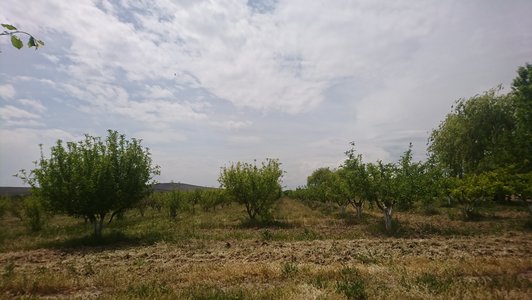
[165,190,186,219]
[219,159,283,221]
[22,197,46,232]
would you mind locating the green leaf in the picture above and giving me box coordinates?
[28,36,36,48]
[11,35,23,49]
[1,23,17,30]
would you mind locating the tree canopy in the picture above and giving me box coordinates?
[218,159,283,221]
[19,130,159,237]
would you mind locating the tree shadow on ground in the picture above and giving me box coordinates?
[37,229,168,252]
[237,218,297,229]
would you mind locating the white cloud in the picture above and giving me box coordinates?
[144,85,174,99]
[0,128,77,186]
[0,84,16,99]
[0,105,41,121]
[226,135,263,144]
[135,130,188,145]
[42,53,60,64]
[17,99,47,113]
[212,120,252,130]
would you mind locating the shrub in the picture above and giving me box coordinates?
[22,196,46,232]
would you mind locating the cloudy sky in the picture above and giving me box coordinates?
[0,0,531,188]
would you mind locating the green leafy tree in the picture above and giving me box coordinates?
[1,23,44,50]
[306,167,334,203]
[19,130,160,238]
[325,170,350,213]
[307,167,350,212]
[451,172,499,219]
[428,88,516,177]
[22,196,46,232]
[164,189,186,219]
[511,63,532,172]
[366,161,397,232]
[394,143,427,210]
[341,143,369,218]
[219,159,283,221]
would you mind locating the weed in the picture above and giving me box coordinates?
[415,272,453,294]
[281,262,298,278]
[301,228,321,240]
[126,281,173,298]
[83,262,95,276]
[23,197,46,232]
[336,267,367,300]
[311,274,328,289]
[2,261,15,279]
[261,229,273,241]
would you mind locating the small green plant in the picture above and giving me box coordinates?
[165,190,184,219]
[415,272,451,293]
[261,229,273,241]
[126,281,173,298]
[2,261,15,279]
[23,196,46,232]
[336,267,367,300]
[311,274,328,289]
[281,261,298,278]
[302,228,321,240]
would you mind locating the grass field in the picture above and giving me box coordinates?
[1,198,531,299]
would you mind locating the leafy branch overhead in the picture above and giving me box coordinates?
[1,23,44,50]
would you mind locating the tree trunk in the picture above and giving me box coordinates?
[353,201,363,218]
[383,207,393,232]
[92,213,106,238]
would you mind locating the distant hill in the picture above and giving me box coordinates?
[0,187,31,197]
[0,182,212,197]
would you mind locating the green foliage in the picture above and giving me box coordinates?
[307,167,350,210]
[336,267,367,300]
[415,272,452,293]
[511,63,532,172]
[164,190,185,219]
[340,143,369,216]
[281,261,298,278]
[428,88,517,176]
[218,159,283,221]
[22,196,46,232]
[450,171,502,220]
[19,130,159,238]
[1,23,44,50]
[260,229,273,241]
[126,281,173,298]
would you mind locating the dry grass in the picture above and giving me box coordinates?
[1,198,531,299]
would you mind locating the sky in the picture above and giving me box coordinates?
[0,0,531,189]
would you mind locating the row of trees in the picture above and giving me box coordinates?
[289,63,532,230]
[14,64,530,237]
[16,129,285,237]
[144,188,230,219]
[291,143,438,231]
